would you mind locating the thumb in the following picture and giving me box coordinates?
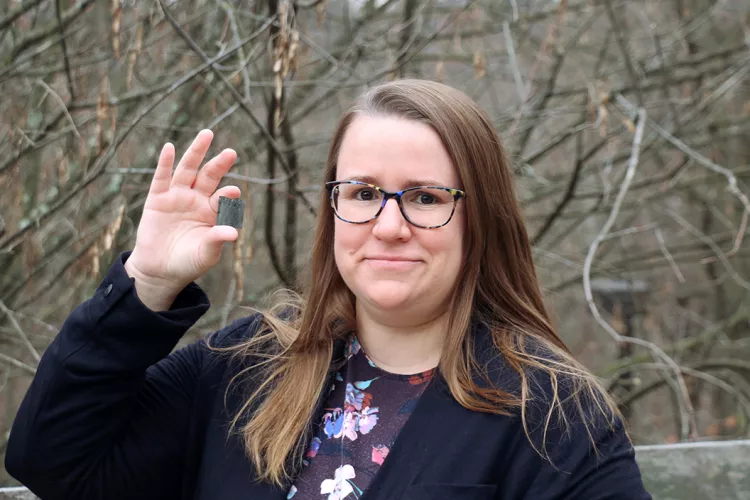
[199,225,239,267]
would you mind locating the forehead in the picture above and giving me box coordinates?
[335,115,461,188]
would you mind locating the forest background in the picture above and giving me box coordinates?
[1,0,750,486]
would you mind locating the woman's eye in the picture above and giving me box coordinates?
[353,188,377,201]
[415,192,437,205]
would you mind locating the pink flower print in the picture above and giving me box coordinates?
[408,369,434,385]
[320,464,356,500]
[345,383,365,411]
[340,410,359,441]
[358,407,379,435]
[371,445,389,466]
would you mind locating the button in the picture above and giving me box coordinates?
[103,283,113,297]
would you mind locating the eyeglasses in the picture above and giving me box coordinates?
[325,180,466,229]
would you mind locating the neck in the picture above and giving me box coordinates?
[354,302,447,375]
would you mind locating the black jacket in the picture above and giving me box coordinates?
[6,252,651,500]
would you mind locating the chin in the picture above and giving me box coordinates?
[360,286,415,311]
[366,297,411,311]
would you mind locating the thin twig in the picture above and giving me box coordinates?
[0,352,37,375]
[509,0,519,22]
[55,0,76,101]
[35,79,81,139]
[503,20,526,103]
[221,3,253,103]
[206,103,241,129]
[11,0,96,61]
[531,129,619,244]
[0,0,46,32]
[655,228,686,283]
[109,167,302,185]
[511,51,565,158]
[602,0,644,106]
[0,300,40,363]
[602,222,659,241]
[657,206,750,290]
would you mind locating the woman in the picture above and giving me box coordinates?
[6,80,651,499]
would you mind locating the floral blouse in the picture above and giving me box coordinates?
[287,336,434,500]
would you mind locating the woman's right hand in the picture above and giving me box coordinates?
[124,129,241,311]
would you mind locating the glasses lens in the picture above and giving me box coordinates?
[400,187,456,227]
[332,183,383,223]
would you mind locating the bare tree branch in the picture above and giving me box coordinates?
[10,0,96,61]
[0,352,37,375]
[0,300,40,363]
[0,0,46,32]
[54,0,76,101]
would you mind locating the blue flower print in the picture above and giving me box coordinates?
[306,437,321,459]
[344,336,362,359]
[323,409,345,438]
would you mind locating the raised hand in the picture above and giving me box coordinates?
[124,130,240,311]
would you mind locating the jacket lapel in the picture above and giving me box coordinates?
[359,374,469,500]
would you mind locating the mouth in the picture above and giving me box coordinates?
[364,257,422,269]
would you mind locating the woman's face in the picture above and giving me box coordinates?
[333,115,466,325]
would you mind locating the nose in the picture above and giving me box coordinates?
[372,198,411,241]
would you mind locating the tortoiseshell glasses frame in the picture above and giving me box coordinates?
[325,180,466,229]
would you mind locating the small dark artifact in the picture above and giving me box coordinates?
[216,196,244,229]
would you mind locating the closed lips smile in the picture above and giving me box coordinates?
[365,257,421,262]
[364,257,422,269]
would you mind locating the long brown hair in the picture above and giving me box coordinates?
[214,79,619,485]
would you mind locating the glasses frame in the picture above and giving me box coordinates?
[325,180,466,229]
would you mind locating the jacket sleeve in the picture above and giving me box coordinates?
[5,252,222,500]
[520,414,652,500]
[514,373,652,500]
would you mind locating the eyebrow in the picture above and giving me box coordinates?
[343,175,450,188]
